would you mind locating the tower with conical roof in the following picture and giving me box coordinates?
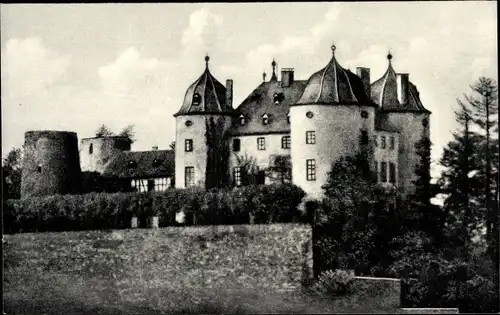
[174,55,234,189]
[289,45,376,198]
[370,52,431,195]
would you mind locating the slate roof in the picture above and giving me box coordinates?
[295,46,373,106]
[230,80,308,136]
[370,58,430,113]
[102,150,175,179]
[175,56,233,117]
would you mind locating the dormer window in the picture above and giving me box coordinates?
[239,115,246,125]
[128,160,137,169]
[262,114,269,125]
[273,92,284,104]
[152,159,160,168]
[192,93,201,106]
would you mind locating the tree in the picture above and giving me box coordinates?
[2,147,22,199]
[95,124,114,137]
[234,153,259,186]
[265,155,292,184]
[465,77,498,257]
[119,124,136,144]
[439,99,484,256]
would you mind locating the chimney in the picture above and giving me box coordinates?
[281,68,294,88]
[356,67,371,98]
[152,146,158,151]
[226,79,233,109]
[397,73,409,105]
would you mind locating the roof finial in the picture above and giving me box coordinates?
[263,70,267,82]
[205,54,210,68]
[271,59,277,81]
[387,50,393,63]
[331,42,336,55]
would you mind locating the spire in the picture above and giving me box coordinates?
[205,54,210,69]
[271,59,277,81]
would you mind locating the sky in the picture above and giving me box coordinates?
[1,2,497,180]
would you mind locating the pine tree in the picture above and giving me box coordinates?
[464,77,498,260]
[439,99,483,256]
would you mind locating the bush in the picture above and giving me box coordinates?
[3,183,306,233]
[312,269,355,296]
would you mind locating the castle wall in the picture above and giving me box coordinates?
[175,115,232,189]
[80,136,131,174]
[384,112,430,196]
[229,133,291,182]
[21,131,81,198]
[290,105,376,198]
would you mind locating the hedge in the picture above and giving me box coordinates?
[3,183,306,234]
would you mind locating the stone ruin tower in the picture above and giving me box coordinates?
[79,136,131,174]
[21,130,82,198]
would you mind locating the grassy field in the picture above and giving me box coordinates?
[4,285,399,314]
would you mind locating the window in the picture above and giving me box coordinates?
[233,167,242,187]
[389,136,395,150]
[287,112,290,124]
[185,120,193,127]
[89,143,93,154]
[381,136,386,149]
[361,111,368,118]
[373,135,378,147]
[282,136,291,149]
[185,167,195,187]
[131,179,148,193]
[389,162,396,184]
[273,92,284,104]
[306,111,314,119]
[233,138,241,152]
[239,115,246,125]
[374,161,379,182]
[192,93,201,106]
[128,160,137,169]
[262,114,269,125]
[152,159,160,168]
[154,178,169,191]
[380,161,387,183]
[360,130,369,145]
[422,118,428,127]
[306,131,316,144]
[257,137,266,150]
[37,165,42,173]
[306,159,316,181]
[185,139,193,152]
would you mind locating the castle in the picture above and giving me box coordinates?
[21,44,430,199]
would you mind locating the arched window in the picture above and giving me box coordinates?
[152,159,160,168]
[239,115,246,125]
[192,93,202,106]
[273,93,284,104]
[128,160,137,169]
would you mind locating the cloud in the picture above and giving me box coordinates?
[1,37,71,100]
[181,8,224,57]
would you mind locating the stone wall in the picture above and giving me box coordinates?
[4,224,313,309]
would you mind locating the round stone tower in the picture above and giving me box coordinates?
[173,55,234,189]
[290,45,376,198]
[80,136,131,174]
[21,130,82,198]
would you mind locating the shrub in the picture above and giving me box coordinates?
[3,183,306,233]
[312,269,355,296]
